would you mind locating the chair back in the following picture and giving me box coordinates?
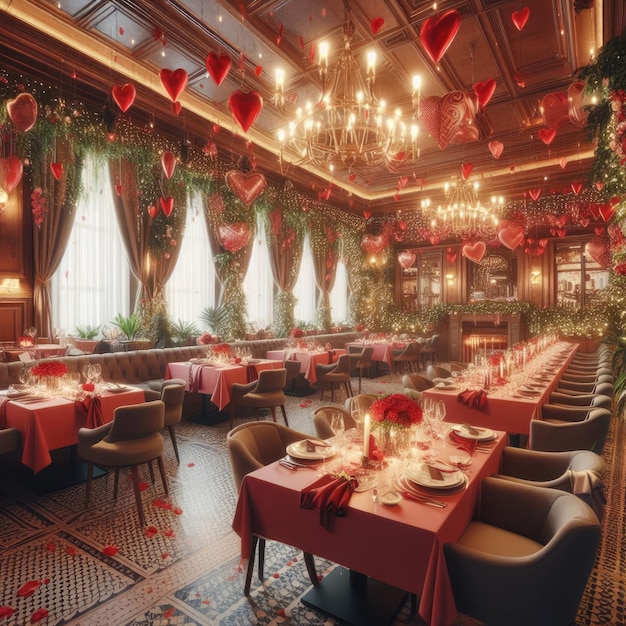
[227,421,307,491]
[105,400,165,443]
[402,373,434,391]
[313,405,355,439]
[161,382,186,426]
[331,354,352,374]
[549,391,612,409]
[254,368,287,393]
[426,365,451,380]
[344,393,378,416]
[283,359,301,384]
[0,428,21,455]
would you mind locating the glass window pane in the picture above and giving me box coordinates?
[293,235,317,324]
[242,215,273,328]
[330,260,348,323]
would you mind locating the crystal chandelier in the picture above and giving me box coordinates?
[422,175,504,240]
[275,7,420,174]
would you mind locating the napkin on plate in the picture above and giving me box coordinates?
[300,474,358,529]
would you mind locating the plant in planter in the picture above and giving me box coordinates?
[74,325,100,340]
[200,305,226,336]
[171,319,199,346]
[111,313,141,340]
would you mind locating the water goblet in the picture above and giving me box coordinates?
[331,412,346,463]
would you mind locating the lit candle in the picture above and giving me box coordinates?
[363,412,371,460]
[522,347,527,366]
[318,42,329,68]
[499,359,504,379]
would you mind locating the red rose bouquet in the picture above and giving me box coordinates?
[291,328,303,338]
[31,360,69,377]
[369,393,423,429]
[211,343,231,356]
[198,332,213,345]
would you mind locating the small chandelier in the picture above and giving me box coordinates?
[422,175,504,240]
[275,6,420,174]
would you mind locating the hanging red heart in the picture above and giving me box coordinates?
[398,251,416,269]
[462,241,486,264]
[218,222,251,253]
[171,102,182,115]
[228,89,263,133]
[225,169,267,206]
[461,162,473,180]
[524,238,548,256]
[528,188,541,201]
[255,65,263,76]
[420,10,462,64]
[0,156,23,193]
[585,237,611,269]
[559,157,568,169]
[488,140,504,159]
[160,196,174,217]
[111,83,136,112]
[363,210,371,220]
[588,204,601,220]
[446,248,458,263]
[398,220,407,231]
[556,227,567,237]
[538,128,557,145]
[579,218,590,227]
[371,17,384,35]
[148,204,158,219]
[473,79,496,107]
[540,92,569,129]
[159,68,188,103]
[418,91,480,149]
[50,162,64,180]
[115,184,122,196]
[206,52,232,86]
[571,181,583,195]
[594,226,605,236]
[595,181,604,191]
[161,151,176,180]
[361,234,387,255]
[497,224,525,250]
[599,204,615,222]
[555,214,569,228]
[512,7,530,31]
[6,92,38,132]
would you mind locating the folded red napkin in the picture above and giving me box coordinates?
[300,474,358,529]
[75,395,104,429]
[448,430,478,453]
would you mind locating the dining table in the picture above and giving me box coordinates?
[233,425,507,626]
[422,342,579,435]
[0,386,146,473]
[266,349,345,385]
[165,359,283,411]
[4,343,68,362]
[345,341,396,369]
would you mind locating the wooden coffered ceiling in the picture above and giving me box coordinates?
[0,0,622,216]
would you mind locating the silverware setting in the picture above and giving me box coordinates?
[279,457,314,470]
[400,490,447,508]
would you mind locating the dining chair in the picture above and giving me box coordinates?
[78,400,168,527]
[444,477,600,626]
[344,393,379,417]
[282,359,302,393]
[529,408,611,454]
[227,421,318,594]
[418,334,439,369]
[426,364,452,380]
[392,341,421,374]
[348,347,374,393]
[316,354,353,401]
[556,377,614,394]
[401,373,434,392]
[548,391,612,409]
[0,427,20,455]
[160,382,186,464]
[229,368,289,429]
[313,405,355,439]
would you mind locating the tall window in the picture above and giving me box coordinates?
[293,234,317,324]
[51,156,129,336]
[243,215,273,329]
[330,259,349,323]
[165,193,216,328]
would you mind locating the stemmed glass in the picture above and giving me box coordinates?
[331,412,346,463]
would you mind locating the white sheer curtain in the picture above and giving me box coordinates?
[165,193,216,328]
[330,259,349,323]
[51,156,129,337]
[243,215,273,328]
[293,234,317,324]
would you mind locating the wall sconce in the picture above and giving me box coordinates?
[445,273,455,286]
[531,270,541,285]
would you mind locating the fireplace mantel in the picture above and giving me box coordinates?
[448,313,521,362]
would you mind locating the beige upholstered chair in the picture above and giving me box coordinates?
[161,382,186,464]
[548,391,612,409]
[348,347,374,393]
[444,477,601,626]
[316,354,353,401]
[313,405,355,439]
[392,342,421,374]
[283,359,302,392]
[227,422,318,594]
[529,408,611,454]
[418,334,439,369]
[344,393,379,417]
[556,377,614,394]
[229,368,289,429]
[426,364,452,380]
[402,373,434,392]
[78,400,168,527]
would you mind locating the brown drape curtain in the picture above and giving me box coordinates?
[311,224,339,329]
[33,138,83,339]
[266,210,304,292]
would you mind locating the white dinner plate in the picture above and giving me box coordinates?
[451,424,496,441]
[517,387,541,397]
[286,440,337,461]
[403,462,465,489]
[104,384,129,393]
[435,382,459,390]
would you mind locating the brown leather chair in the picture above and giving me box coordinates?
[349,347,374,393]
[230,368,289,429]
[444,477,601,626]
[78,400,168,527]
[548,391,612,409]
[402,373,434,392]
[0,427,20,455]
[313,405,355,439]
[316,354,353,401]
[161,382,186,464]
[426,364,452,380]
[227,422,318,594]
[392,341,421,374]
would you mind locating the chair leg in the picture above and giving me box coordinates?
[244,535,259,595]
[303,552,318,586]
[279,404,289,427]
[156,455,169,496]
[84,462,93,509]
[330,383,335,402]
[148,460,156,484]
[168,424,180,464]
[230,402,236,430]
[258,538,266,580]
[129,465,146,527]
[270,406,277,422]
[319,381,326,401]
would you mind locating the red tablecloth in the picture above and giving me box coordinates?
[346,341,394,368]
[266,350,336,384]
[233,429,507,626]
[4,387,145,473]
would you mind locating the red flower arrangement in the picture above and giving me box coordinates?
[210,343,231,356]
[369,393,423,429]
[197,332,213,345]
[17,336,34,348]
[355,323,365,332]
[31,360,69,377]
[291,328,303,338]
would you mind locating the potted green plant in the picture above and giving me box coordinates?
[111,313,141,341]
[74,324,100,340]
[171,319,199,346]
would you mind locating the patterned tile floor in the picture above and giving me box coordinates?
[0,370,622,626]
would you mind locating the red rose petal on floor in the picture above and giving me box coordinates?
[287,561,292,566]
[161,553,169,559]
[17,581,41,597]
[317,574,323,582]
[273,573,280,578]
[0,607,15,618]
[43,579,49,585]
[152,498,165,508]
[195,593,201,598]
[139,481,149,491]
[299,402,308,408]
[163,529,175,537]
[145,587,153,594]
[278,608,286,617]
[144,526,159,538]
[65,546,77,556]
[30,608,48,624]
[163,502,173,510]
[201,600,211,605]
[163,608,175,618]
[187,462,195,467]
[45,543,56,551]
[173,508,183,515]
[102,545,119,556]
[293,556,298,562]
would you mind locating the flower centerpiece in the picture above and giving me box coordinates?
[31,360,69,394]
[369,393,423,455]
[197,332,213,345]
[209,342,231,361]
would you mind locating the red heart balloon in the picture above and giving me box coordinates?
[524,238,547,256]
[171,101,182,115]
[512,7,530,31]
[462,241,486,264]
[528,188,541,201]
[420,10,462,64]
[560,157,568,169]
[541,91,569,129]
[585,237,610,269]
[371,17,384,35]
[473,79,496,108]
[599,204,615,222]
[556,227,567,237]
[160,196,174,217]
[0,156,23,193]
[555,214,569,228]
[206,52,232,86]
[461,162,473,180]
[111,83,136,112]
[218,222,251,253]
[363,210,372,220]
[594,226,606,236]
[488,140,504,159]
[538,128,557,145]
[228,89,263,133]
[571,181,583,195]
[161,151,176,180]
[361,234,387,255]
[397,251,416,269]
[6,92,38,132]
[497,224,525,250]
[589,204,601,220]
[50,162,64,180]
[446,247,457,263]
[159,68,188,102]
[579,218,590,227]
[418,91,480,149]
[567,80,588,127]
[225,169,267,206]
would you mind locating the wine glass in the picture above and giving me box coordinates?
[331,412,346,463]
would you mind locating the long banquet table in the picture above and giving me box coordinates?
[233,428,507,626]
[1,387,146,473]
[422,342,578,435]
